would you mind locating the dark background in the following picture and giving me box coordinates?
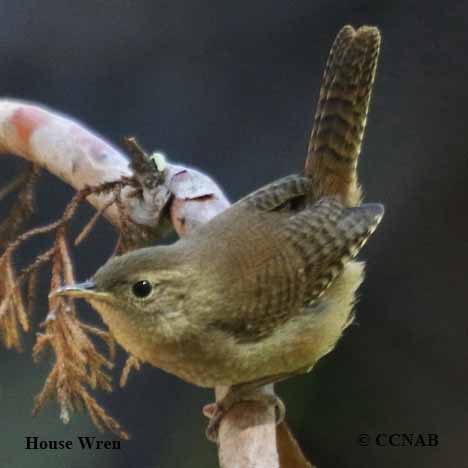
[0,1,467,467]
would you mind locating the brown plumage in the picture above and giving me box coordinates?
[52,173,383,388]
[52,25,383,438]
[306,25,381,206]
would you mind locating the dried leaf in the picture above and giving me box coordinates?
[32,230,128,438]
[120,355,142,387]
[0,166,143,437]
[0,255,26,350]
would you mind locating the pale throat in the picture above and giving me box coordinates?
[87,299,146,357]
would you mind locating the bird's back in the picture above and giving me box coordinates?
[183,174,383,344]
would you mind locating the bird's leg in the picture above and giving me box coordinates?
[204,367,311,442]
[204,383,285,442]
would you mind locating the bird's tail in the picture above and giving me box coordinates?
[305,25,381,207]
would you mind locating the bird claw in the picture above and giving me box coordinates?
[204,401,227,442]
[204,393,285,443]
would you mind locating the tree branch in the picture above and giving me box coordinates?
[0,100,228,229]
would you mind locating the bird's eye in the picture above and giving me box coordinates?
[132,280,152,298]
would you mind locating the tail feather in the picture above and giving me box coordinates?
[305,25,381,207]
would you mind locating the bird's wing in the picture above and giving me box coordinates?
[206,197,384,343]
[234,174,312,213]
[286,197,384,304]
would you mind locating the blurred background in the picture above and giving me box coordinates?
[0,1,467,467]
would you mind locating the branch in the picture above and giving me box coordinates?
[216,385,279,468]
[0,100,228,229]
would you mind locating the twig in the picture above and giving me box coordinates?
[74,197,116,246]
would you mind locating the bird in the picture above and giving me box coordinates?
[52,24,383,439]
[52,176,384,436]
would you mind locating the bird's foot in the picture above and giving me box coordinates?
[203,390,285,443]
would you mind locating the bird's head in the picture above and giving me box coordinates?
[50,245,191,347]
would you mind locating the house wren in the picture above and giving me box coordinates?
[53,175,383,435]
[52,24,383,438]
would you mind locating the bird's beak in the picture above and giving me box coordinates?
[49,280,106,300]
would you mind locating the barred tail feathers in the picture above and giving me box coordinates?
[305,25,381,207]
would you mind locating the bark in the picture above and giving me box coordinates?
[0,100,229,229]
